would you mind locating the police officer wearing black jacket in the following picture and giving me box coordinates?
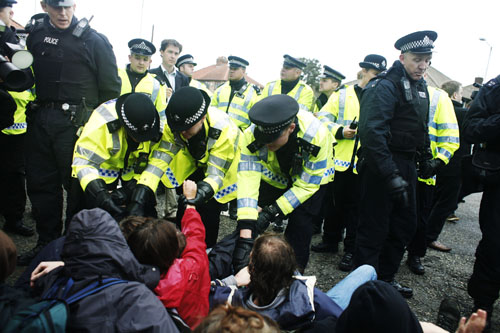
[354,31,437,298]
[18,0,121,265]
[462,75,500,331]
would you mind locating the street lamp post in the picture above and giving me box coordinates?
[479,38,493,81]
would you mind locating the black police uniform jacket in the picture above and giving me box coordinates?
[27,15,121,108]
[359,60,429,179]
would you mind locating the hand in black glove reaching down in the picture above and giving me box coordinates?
[85,179,126,219]
[127,184,154,217]
[386,173,409,207]
[185,180,214,206]
[256,203,284,235]
[418,158,444,179]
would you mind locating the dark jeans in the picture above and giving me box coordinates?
[0,133,26,223]
[354,155,418,281]
[25,107,78,244]
[407,181,434,257]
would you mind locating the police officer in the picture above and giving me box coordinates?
[462,75,500,331]
[71,93,161,219]
[235,95,335,272]
[18,0,121,264]
[312,55,387,272]
[176,54,212,97]
[262,55,316,112]
[118,39,167,124]
[315,65,345,110]
[354,31,438,298]
[130,86,240,248]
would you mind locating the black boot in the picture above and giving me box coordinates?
[384,279,413,298]
[338,252,354,271]
[407,255,425,275]
[436,298,460,332]
[3,220,35,237]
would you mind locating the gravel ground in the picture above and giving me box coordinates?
[3,192,499,332]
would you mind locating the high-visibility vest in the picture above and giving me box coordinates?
[262,80,317,112]
[190,79,213,98]
[2,89,35,135]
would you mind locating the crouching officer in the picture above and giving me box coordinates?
[235,95,335,272]
[71,93,161,219]
[130,86,241,248]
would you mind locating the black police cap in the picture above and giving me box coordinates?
[116,93,160,142]
[128,38,156,56]
[359,54,387,71]
[319,65,345,82]
[283,54,306,69]
[0,0,17,7]
[176,54,197,68]
[395,30,438,54]
[228,55,249,68]
[43,0,74,7]
[166,86,210,132]
[250,95,299,144]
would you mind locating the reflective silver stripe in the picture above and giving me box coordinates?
[218,102,230,108]
[293,85,304,101]
[429,134,460,143]
[338,88,347,123]
[207,174,224,188]
[76,167,98,181]
[428,89,441,126]
[95,105,116,123]
[152,150,173,164]
[242,88,254,110]
[207,165,225,178]
[299,171,322,185]
[433,122,459,130]
[238,198,258,209]
[214,183,237,200]
[209,155,231,170]
[228,111,251,126]
[151,77,160,103]
[238,161,261,172]
[267,82,276,96]
[160,140,181,154]
[241,153,260,161]
[302,118,321,143]
[437,147,452,159]
[75,146,106,165]
[207,117,231,151]
[283,189,301,209]
[304,159,327,170]
[144,164,164,178]
[316,111,337,123]
[73,157,99,168]
[229,102,249,113]
[110,132,121,155]
[216,87,222,105]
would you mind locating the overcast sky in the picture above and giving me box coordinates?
[13,0,500,86]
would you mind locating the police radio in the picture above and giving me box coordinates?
[349,117,358,130]
[401,77,413,102]
[73,15,93,38]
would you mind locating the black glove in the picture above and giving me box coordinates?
[418,159,444,179]
[186,180,214,206]
[256,203,283,235]
[233,237,254,273]
[386,174,409,207]
[127,184,154,217]
[85,179,126,218]
[110,179,137,206]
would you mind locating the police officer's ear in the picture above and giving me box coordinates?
[287,122,296,134]
[399,53,406,63]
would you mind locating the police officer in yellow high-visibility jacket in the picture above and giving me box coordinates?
[312,55,387,272]
[130,87,240,247]
[235,95,335,272]
[71,93,161,220]
[211,56,261,131]
[118,38,167,125]
[406,85,459,275]
[261,55,316,112]
[176,54,213,98]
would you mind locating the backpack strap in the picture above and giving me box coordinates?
[65,278,128,305]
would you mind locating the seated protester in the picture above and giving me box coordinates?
[210,233,377,331]
[33,208,179,333]
[194,304,280,333]
[122,180,211,329]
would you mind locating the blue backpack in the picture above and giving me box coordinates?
[5,277,127,332]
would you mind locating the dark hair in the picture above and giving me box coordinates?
[160,39,182,52]
[441,80,462,98]
[0,230,17,282]
[194,304,280,333]
[125,217,179,274]
[248,233,297,306]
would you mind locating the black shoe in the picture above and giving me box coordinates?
[338,252,353,271]
[386,280,413,298]
[3,220,35,237]
[17,243,47,266]
[436,298,460,332]
[311,242,338,253]
[407,255,425,275]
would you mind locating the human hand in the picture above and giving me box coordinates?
[30,261,65,287]
[343,127,357,139]
[166,87,173,98]
[234,266,251,287]
[456,310,487,333]
[183,180,197,200]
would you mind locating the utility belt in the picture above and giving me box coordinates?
[29,100,94,128]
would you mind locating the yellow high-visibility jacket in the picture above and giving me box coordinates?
[211,81,261,130]
[262,80,317,112]
[190,79,213,98]
[315,85,360,172]
[237,110,335,221]
[72,99,157,191]
[418,86,460,185]
[2,89,35,135]
[138,107,240,203]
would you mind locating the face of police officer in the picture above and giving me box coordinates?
[180,115,206,140]
[41,2,76,30]
[160,44,180,69]
[319,78,339,94]
[399,52,432,81]
[0,6,14,27]
[179,63,194,77]
[129,53,152,74]
[359,68,379,88]
[280,65,301,82]
[266,123,296,152]
[229,66,245,82]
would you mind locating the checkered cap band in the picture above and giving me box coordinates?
[121,104,156,133]
[365,62,380,69]
[131,41,152,54]
[257,117,294,134]
[177,56,195,67]
[400,35,434,52]
[184,98,206,125]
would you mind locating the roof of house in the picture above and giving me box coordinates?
[193,56,264,88]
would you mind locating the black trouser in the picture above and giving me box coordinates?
[259,181,327,270]
[25,107,78,244]
[326,169,360,253]
[425,172,462,246]
[467,183,500,308]
[354,155,418,281]
[407,181,434,257]
[0,133,26,224]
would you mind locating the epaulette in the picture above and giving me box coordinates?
[106,119,121,133]
[253,85,261,95]
[298,137,320,157]
[485,77,499,88]
[208,127,221,140]
[247,140,264,153]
